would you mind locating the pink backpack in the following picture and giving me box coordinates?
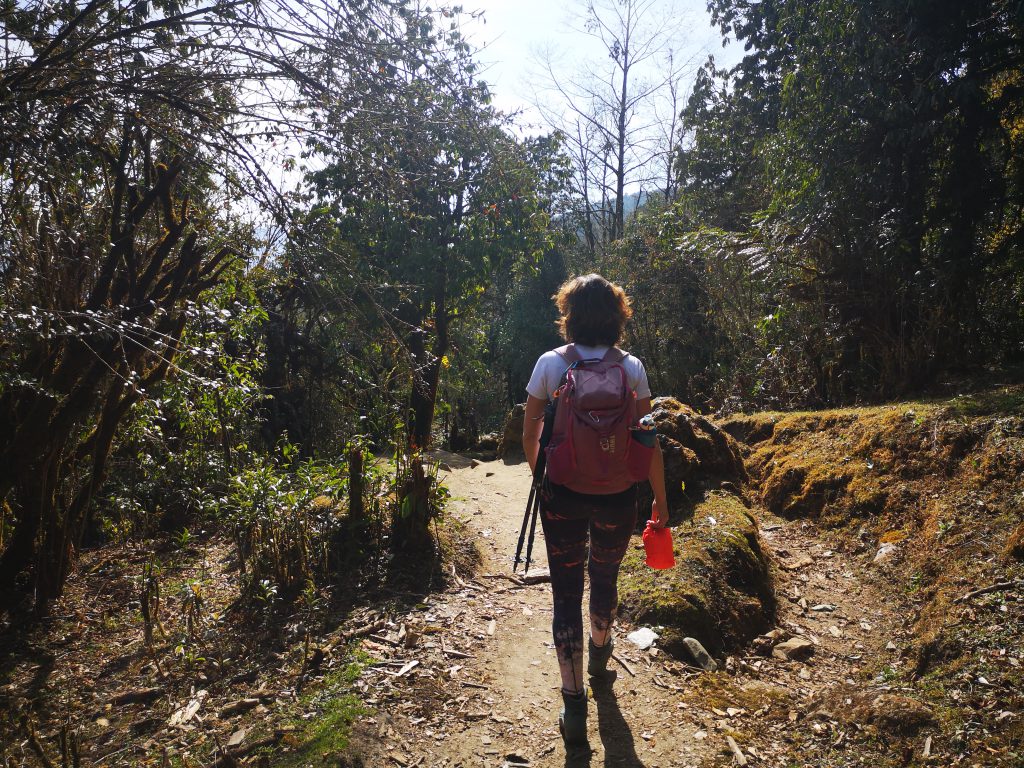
[544,344,654,494]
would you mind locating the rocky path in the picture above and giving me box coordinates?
[354,456,914,768]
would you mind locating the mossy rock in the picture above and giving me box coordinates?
[617,492,774,657]
[647,397,748,520]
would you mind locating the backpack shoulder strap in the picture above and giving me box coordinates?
[601,347,627,363]
[555,344,583,364]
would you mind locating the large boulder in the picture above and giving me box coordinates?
[617,492,774,656]
[646,397,748,520]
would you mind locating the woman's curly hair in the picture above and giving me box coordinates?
[554,273,632,346]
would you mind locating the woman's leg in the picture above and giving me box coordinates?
[588,504,637,648]
[540,495,590,695]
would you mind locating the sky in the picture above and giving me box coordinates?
[460,0,745,133]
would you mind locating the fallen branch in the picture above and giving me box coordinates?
[219,698,261,718]
[651,675,680,692]
[212,730,289,767]
[480,573,524,584]
[109,687,164,706]
[954,579,1023,604]
[449,567,487,593]
[325,619,387,651]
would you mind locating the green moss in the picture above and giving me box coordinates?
[277,648,372,766]
[618,492,773,656]
[278,695,368,766]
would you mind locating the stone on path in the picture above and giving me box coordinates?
[681,637,718,672]
[520,567,550,585]
[772,637,815,661]
[872,543,898,564]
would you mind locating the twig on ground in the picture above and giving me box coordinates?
[954,579,1023,604]
[440,636,472,659]
[325,619,387,651]
[480,574,525,588]
[613,653,635,677]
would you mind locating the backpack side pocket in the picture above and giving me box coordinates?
[625,427,656,481]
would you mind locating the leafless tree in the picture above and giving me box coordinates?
[531,0,700,250]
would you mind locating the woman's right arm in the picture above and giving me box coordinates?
[522,395,547,473]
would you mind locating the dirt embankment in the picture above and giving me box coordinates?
[721,386,1024,763]
[617,397,774,658]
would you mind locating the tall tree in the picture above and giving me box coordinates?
[675,0,1024,403]
[303,12,554,449]
[533,0,693,250]
[0,0,422,609]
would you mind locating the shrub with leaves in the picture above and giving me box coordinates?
[225,442,395,608]
[96,275,267,539]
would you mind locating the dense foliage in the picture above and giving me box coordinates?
[659,0,1024,406]
[2,0,1022,615]
[0,0,545,611]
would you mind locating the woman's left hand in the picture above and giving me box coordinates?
[650,498,669,528]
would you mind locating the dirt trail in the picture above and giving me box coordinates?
[357,456,910,768]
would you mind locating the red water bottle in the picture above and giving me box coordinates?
[642,517,675,569]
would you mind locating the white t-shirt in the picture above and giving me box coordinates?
[525,344,652,401]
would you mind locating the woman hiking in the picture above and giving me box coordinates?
[521,273,669,749]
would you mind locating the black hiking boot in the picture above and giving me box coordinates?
[558,688,588,747]
[588,636,614,677]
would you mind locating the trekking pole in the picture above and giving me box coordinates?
[522,480,541,573]
[513,474,538,572]
[513,398,556,573]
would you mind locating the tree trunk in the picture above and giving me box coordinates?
[613,49,629,241]
[348,447,364,523]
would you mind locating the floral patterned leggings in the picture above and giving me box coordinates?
[539,483,638,695]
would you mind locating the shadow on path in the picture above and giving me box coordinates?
[591,673,646,768]
[564,744,593,768]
